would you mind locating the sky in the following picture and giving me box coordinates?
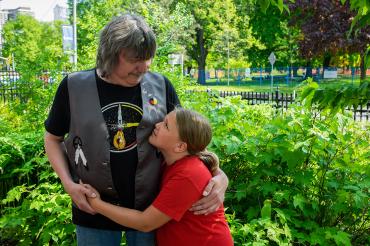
[1,0,68,22]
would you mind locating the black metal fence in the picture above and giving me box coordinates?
[1,72,369,121]
[202,90,370,122]
[0,87,29,103]
[0,70,68,103]
[190,67,370,86]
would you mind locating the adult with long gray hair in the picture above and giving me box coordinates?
[44,14,228,246]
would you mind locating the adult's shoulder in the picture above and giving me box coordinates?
[144,71,167,81]
[67,68,96,81]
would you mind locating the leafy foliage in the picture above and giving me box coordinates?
[288,0,370,79]
[0,82,74,245]
[173,0,241,84]
[72,0,195,71]
[184,90,370,245]
[1,1,369,245]
[300,78,370,115]
[1,182,74,246]
[2,15,71,75]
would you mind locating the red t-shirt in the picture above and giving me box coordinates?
[152,156,233,246]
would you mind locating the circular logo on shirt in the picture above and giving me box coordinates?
[101,102,142,153]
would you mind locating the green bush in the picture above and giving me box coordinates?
[0,81,75,245]
[185,92,370,245]
[1,79,369,245]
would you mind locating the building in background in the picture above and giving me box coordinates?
[0,0,35,54]
[4,7,34,20]
[0,9,8,50]
[53,4,68,21]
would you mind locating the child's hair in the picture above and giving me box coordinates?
[175,108,219,173]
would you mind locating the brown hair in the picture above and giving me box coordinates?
[175,108,219,173]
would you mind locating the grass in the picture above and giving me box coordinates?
[188,76,364,93]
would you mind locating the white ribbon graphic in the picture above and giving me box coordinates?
[74,145,87,167]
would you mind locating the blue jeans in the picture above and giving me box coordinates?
[76,225,155,246]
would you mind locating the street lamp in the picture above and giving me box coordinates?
[227,36,230,86]
[73,0,77,67]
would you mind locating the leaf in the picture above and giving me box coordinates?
[343,185,360,191]
[274,208,288,223]
[261,199,272,220]
[2,185,28,204]
[261,182,279,195]
[246,206,260,221]
[332,231,351,246]
[293,194,306,212]
[225,135,242,154]
[259,0,271,13]
[276,0,284,13]
[282,149,305,170]
[353,191,368,208]
[235,183,248,201]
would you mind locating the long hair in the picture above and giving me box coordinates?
[175,108,219,173]
[96,14,156,77]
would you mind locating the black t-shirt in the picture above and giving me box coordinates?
[44,69,180,230]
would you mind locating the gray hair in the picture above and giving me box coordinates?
[96,14,156,77]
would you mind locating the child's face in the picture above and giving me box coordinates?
[149,111,182,151]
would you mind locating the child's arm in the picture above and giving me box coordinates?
[84,184,171,232]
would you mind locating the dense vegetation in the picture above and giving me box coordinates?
[0,0,369,245]
[1,78,369,245]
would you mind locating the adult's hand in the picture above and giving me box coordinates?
[64,180,97,215]
[189,170,228,215]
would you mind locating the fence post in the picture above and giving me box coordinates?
[275,90,279,108]
[259,67,262,86]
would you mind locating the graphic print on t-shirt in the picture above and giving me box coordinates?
[101,102,143,153]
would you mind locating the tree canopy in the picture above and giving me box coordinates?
[2,15,69,76]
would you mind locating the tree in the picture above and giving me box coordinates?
[246,3,301,69]
[69,0,194,70]
[136,0,195,69]
[289,0,370,79]
[171,0,239,84]
[216,0,264,69]
[2,15,69,77]
[69,0,129,70]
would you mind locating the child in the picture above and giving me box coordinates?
[84,108,233,246]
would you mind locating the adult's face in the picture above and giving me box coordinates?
[113,49,152,86]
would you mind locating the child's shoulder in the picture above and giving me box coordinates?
[175,156,211,178]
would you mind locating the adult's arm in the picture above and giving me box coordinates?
[44,131,95,214]
[86,185,171,232]
[189,167,229,215]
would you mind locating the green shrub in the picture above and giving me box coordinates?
[185,93,370,245]
[1,79,369,245]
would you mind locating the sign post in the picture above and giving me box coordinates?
[268,52,276,92]
[62,25,74,63]
[168,54,184,77]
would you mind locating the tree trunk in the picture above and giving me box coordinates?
[195,27,207,84]
[360,53,366,80]
[322,54,331,77]
[305,61,312,78]
[186,66,192,76]
[323,54,331,69]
